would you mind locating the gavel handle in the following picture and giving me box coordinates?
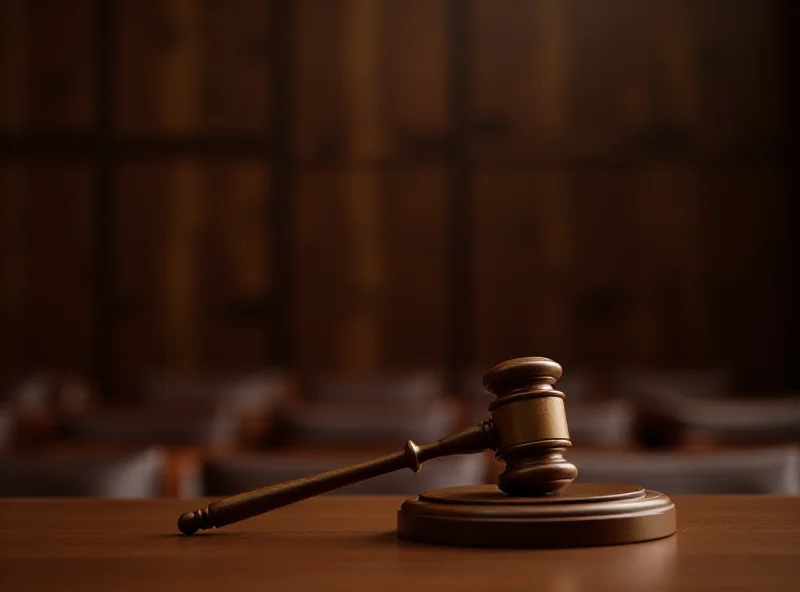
[178,420,495,534]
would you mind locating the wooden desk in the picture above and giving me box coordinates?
[1,496,798,591]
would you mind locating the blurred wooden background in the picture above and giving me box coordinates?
[1,0,797,395]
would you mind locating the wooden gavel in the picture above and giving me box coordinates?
[178,357,577,535]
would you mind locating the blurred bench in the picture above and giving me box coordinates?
[616,367,734,400]
[627,389,800,449]
[284,398,463,446]
[566,399,634,448]
[201,447,490,497]
[566,445,800,494]
[280,372,465,446]
[304,372,443,407]
[64,406,239,448]
[0,446,166,497]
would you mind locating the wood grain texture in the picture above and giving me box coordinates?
[0,496,798,591]
[0,0,94,131]
[0,164,24,379]
[470,0,787,162]
[0,163,94,379]
[474,171,573,367]
[1,0,794,391]
[398,484,676,548]
[473,166,791,387]
[115,0,271,135]
[292,167,448,375]
[114,162,270,388]
[292,0,449,160]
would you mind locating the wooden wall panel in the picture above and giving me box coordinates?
[292,167,449,375]
[0,0,94,131]
[470,0,786,161]
[380,1,449,154]
[565,173,650,369]
[293,0,449,160]
[0,164,25,380]
[644,0,785,155]
[201,167,272,370]
[474,170,574,368]
[0,163,94,381]
[1,0,794,393]
[378,170,449,370]
[563,0,652,157]
[292,0,346,159]
[115,0,271,135]
[693,167,790,388]
[475,166,791,386]
[115,161,270,387]
[291,174,350,372]
[627,169,715,366]
[471,0,647,161]
[114,168,171,386]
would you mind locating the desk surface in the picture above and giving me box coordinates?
[1,496,798,591]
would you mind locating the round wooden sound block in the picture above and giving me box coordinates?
[397,483,676,548]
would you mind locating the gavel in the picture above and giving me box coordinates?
[178,357,577,535]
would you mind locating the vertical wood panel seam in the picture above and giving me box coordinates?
[447,0,473,386]
[779,0,799,387]
[91,0,115,397]
[267,0,294,367]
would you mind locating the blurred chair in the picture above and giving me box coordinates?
[139,371,295,447]
[282,371,461,446]
[284,398,462,446]
[202,450,489,496]
[0,404,13,450]
[0,446,166,497]
[4,373,96,417]
[305,372,442,407]
[5,374,51,413]
[632,390,800,449]
[140,370,291,413]
[616,367,734,400]
[1,375,55,447]
[63,371,295,449]
[566,399,634,448]
[64,407,238,447]
[567,445,800,494]
[1,373,97,447]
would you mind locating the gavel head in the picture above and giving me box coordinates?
[484,357,578,496]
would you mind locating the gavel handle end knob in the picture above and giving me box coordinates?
[178,511,207,535]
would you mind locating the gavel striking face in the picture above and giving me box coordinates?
[178,357,577,534]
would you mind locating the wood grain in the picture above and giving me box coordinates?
[1,0,794,391]
[115,162,271,387]
[469,0,787,161]
[293,0,449,160]
[292,167,448,375]
[115,0,271,135]
[0,0,93,131]
[472,165,791,387]
[0,163,94,379]
[474,171,573,367]
[0,496,798,591]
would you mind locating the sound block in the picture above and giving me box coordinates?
[397,483,675,548]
